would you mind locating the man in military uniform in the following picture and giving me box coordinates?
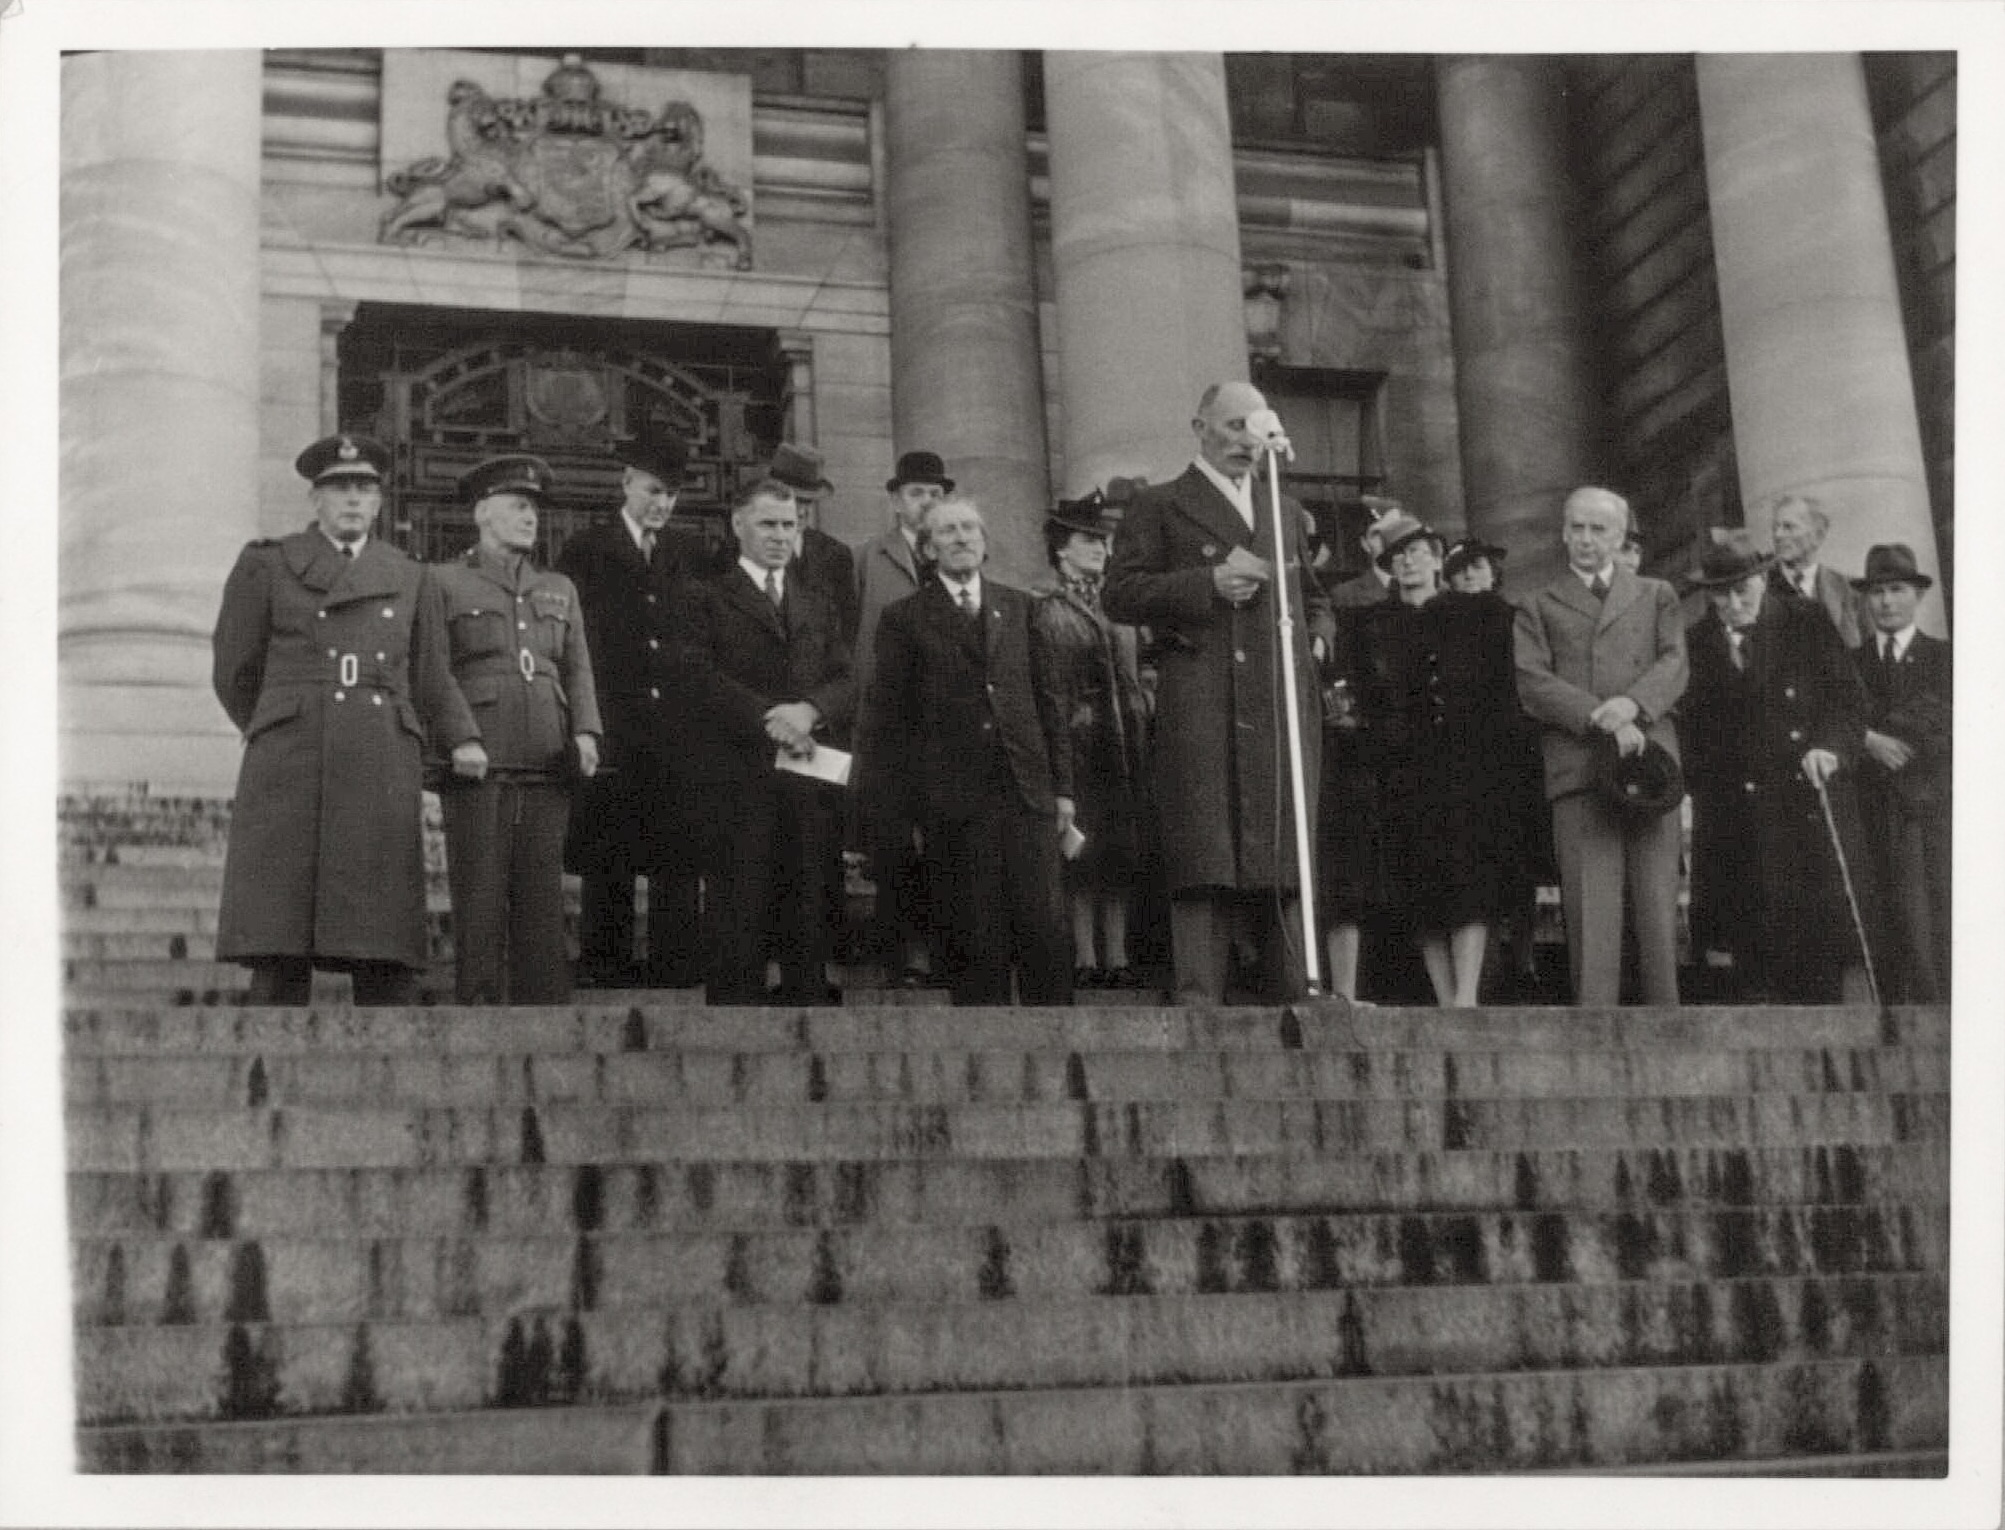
[434,455,603,1004]
[556,425,703,988]
[212,433,477,1005]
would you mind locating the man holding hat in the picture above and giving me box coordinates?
[433,454,602,1004]
[767,441,860,649]
[212,433,477,1005]
[1852,544,1951,1001]
[1682,528,1879,1003]
[1515,485,1688,1006]
[854,449,956,985]
[555,423,703,989]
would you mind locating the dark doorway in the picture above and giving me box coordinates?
[337,304,792,566]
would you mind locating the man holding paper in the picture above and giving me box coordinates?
[666,480,853,1005]
[864,497,1075,1007]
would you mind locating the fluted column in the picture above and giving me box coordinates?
[1436,55,1603,596]
[884,51,1050,587]
[62,51,265,790]
[1045,52,1247,495]
[1698,54,1946,632]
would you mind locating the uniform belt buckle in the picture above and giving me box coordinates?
[339,653,359,688]
[519,647,536,683]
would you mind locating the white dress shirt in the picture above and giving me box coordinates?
[1877,623,1917,663]
[939,570,984,613]
[741,556,785,603]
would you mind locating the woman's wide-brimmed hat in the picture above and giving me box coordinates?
[1047,488,1116,539]
[1374,512,1444,571]
[1687,528,1777,590]
[1442,536,1507,580]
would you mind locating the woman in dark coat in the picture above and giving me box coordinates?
[1032,490,1152,987]
[1321,515,1522,1005]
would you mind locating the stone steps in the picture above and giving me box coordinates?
[63,1001,1947,1057]
[65,1089,1949,1175]
[69,1205,1943,1329]
[66,1143,1951,1240]
[71,1273,1944,1427]
[78,1354,1945,1474]
[61,1043,1949,1110]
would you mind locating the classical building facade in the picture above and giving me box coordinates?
[60,48,1953,793]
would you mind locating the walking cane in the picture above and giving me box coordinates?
[1811,770,1883,1008]
[1246,408,1325,997]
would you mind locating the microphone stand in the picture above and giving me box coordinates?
[1260,439,1325,998]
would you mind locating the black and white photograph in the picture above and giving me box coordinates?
[2,0,2000,1523]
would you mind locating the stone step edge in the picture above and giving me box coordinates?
[1545,1448,1948,1476]
[69,1267,1948,1335]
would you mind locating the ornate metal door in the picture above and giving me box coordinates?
[339,312,788,567]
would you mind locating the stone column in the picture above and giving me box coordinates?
[1045,52,1247,496]
[884,51,1050,587]
[1436,55,1603,596]
[62,51,265,791]
[1697,54,1946,632]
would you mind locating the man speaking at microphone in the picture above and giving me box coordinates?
[1105,381,1334,1005]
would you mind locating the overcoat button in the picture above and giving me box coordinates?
[1234,650,1246,663]
[327,648,337,658]
[382,608,394,618]
[1789,729,1803,742]
[1784,687,1796,699]
[376,652,386,661]
[650,687,661,700]
[372,695,383,706]
[334,691,346,702]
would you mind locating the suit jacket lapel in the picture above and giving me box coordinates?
[876,530,918,588]
[1596,568,1642,634]
[1549,571,1601,625]
[724,565,787,640]
[1169,465,1254,554]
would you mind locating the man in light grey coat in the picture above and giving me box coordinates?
[1514,485,1689,1007]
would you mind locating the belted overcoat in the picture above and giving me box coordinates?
[212,530,476,968]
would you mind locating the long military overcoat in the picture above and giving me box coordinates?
[1103,466,1333,893]
[212,530,476,968]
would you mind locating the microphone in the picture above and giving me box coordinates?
[1245,408,1294,462]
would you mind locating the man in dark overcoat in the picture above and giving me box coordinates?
[212,433,477,1005]
[666,480,854,1005]
[1683,529,1880,1003]
[433,455,603,1004]
[767,442,861,652]
[1851,543,1950,1002]
[1103,381,1334,1005]
[1515,486,1688,1007]
[865,497,1074,1007]
[555,425,703,989]
[852,449,954,985]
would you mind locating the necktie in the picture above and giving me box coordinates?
[1727,627,1746,672]
[1880,635,1894,664]
[956,585,977,620]
[642,531,657,561]
[1588,574,1609,602]
[764,569,783,608]
[341,544,355,560]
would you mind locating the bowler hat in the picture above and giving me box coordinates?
[619,424,689,488]
[767,441,834,496]
[1443,536,1507,580]
[1592,733,1686,821]
[462,453,555,504]
[295,433,391,483]
[1851,543,1933,592]
[1103,475,1149,509]
[1047,488,1115,539]
[1374,512,1444,571]
[1688,528,1776,590]
[886,450,955,494]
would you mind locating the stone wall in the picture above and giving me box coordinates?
[1864,53,1955,610]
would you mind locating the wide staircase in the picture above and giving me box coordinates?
[60,789,1951,1475]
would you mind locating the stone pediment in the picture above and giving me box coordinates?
[377,50,754,268]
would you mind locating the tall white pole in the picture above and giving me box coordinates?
[1263,447,1324,996]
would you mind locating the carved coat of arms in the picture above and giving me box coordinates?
[379,54,753,268]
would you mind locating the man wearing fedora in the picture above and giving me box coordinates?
[853,449,956,985]
[1515,485,1688,1007]
[433,454,602,1004]
[212,433,477,1005]
[766,442,860,651]
[556,424,705,989]
[1852,543,1951,1001]
[1683,528,1880,1003]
